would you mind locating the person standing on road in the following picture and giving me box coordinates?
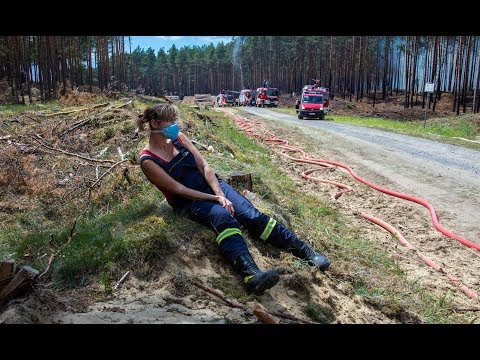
[137,103,331,296]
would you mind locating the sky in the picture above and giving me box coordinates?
[130,36,234,53]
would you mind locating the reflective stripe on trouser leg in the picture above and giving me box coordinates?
[216,228,242,246]
[182,199,249,264]
[261,221,303,250]
[259,217,277,241]
[216,227,249,264]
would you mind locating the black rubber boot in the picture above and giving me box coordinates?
[289,241,331,272]
[234,253,280,296]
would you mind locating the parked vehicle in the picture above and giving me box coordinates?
[295,82,330,119]
[238,89,253,106]
[215,90,240,107]
[248,90,258,106]
[255,87,279,107]
[226,90,240,106]
[215,93,228,107]
[297,92,325,119]
[314,87,330,114]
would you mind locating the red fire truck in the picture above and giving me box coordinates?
[295,84,331,120]
[238,89,254,106]
[255,87,279,107]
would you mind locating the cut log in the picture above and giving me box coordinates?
[228,171,252,192]
[0,277,13,292]
[0,259,15,281]
[194,94,214,108]
[0,265,39,307]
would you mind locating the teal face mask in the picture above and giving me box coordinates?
[161,123,180,140]
[151,123,180,140]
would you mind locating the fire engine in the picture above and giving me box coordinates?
[238,89,254,106]
[255,86,279,107]
[215,93,227,107]
[215,90,240,107]
[295,83,331,120]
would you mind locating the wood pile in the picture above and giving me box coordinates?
[164,95,180,102]
[194,94,214,109]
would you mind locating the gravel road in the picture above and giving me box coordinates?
[242,107,480,244]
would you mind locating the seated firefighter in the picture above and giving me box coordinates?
[137,103,331,295]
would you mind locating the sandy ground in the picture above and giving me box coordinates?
[225,106,480,315]
[2,102,480,324]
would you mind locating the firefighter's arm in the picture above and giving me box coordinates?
[141,158,223,204]
[178,133,235,215]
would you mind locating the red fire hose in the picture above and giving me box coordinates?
[220,110,479,300]
[231,114,479,252]
[361,213,478,300]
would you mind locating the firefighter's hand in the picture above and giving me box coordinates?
[216,195,235,216]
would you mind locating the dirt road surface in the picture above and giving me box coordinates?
[223,107,480,315]
[242,107,480,244]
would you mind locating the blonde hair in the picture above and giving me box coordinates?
[136,103,179,131]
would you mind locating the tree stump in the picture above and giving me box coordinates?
[227,171,252,192]
[0,259,15,282]
[0,262,39,307]
[0,259,15,292]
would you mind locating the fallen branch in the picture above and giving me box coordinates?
[61,106,113,134]
[115,100,132,109]
[454,307,480,312]
[38,102,110,117]
[30,134,115,164]
[191,139,209,151]
[39,254,55,279]
[191,280,244,309]
[251,302,279,324]
[89,158,131,188]
[62,116,97,134]
[114,271,131,290]
[61,104,119,135]
[191,279,316,324]
[40,221,76,279]
[268,309,317,324]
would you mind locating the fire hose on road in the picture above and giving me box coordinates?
[232,114,480,252]
[361,213,478,300]
[221,109,479,300]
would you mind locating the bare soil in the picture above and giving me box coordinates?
[1,91,479,325]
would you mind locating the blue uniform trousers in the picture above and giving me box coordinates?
[181,179,301,264]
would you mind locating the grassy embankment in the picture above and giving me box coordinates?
[0,98,468,323]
